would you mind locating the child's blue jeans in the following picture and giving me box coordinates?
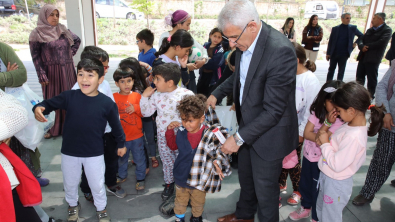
[118,136,146,181]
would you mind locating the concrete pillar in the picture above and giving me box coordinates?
[64,0,97,65]
[364,0,387,33]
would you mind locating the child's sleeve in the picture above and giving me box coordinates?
[329,119,343,134]
[107,103,126,149]
[165,128,178,150]
[141,63,153,76]
[132,93,143,118]
[203,47,224,70]
[140,92,157,117]
[320,135,363,173]
[181,67,190,86]
[299,78,321,137]
[32,91,68,115]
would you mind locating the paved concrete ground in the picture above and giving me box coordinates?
[16,49,395,222]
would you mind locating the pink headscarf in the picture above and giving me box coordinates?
[29,4,74,46]
[165,10,190,26]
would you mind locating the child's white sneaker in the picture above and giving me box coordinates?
[67,203,80,222]
[96,209,111,222]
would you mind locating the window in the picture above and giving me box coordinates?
[96,0,107,5]
[316,5,323,10]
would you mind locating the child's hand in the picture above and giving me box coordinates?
[229,103,236,111]
[167,121,181,130]
[142,86,156,98]
[186,63,197,71]
[179,55,188,68]
[318,131,329,145]
[213,161,224,180]
[118,147,127,157]
[327,108,337,123]
[125,104,135,114]
[194,59,206,69]
[34,106,48,122]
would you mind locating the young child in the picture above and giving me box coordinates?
[165,94,210,222]
[154,29,194,88]
[137,29,157,67]
[119,57,159,169]
[113,67,147,190]
[288,81,344,222]
[71,46,126,201]
[279,42,321,206]
[140,63,194,201]
[33,58,126,222]
[316,82,385,222]
[197,28,224,97]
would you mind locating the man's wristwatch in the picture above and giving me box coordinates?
[233,133,244,146]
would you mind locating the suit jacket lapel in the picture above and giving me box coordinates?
[242,21,269,103]
[234,49,242,121]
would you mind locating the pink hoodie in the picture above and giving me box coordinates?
[318,124,367,180]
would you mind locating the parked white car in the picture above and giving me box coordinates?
[95,0,144,20]
[304,1,339,20]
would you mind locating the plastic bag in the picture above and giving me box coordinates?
[213,106,238,135]
[5,84,55,150]
[282,149,298,169]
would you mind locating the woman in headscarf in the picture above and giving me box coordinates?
[158,10,208,93]
[29,4,81,139]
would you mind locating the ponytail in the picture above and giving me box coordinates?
[305,60,316,72]
[368,105,386,136]
[155,29,194,57]
[155,38,171,57]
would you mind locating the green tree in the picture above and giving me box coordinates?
[130,0,155,29]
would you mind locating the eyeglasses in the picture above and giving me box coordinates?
[104,66,109,70]
[135,40,140,44]
[222,20,254,46]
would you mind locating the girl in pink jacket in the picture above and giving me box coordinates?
[288,81,344,222]
[316,82,385,222]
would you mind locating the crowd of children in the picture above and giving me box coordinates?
[26,8,389,222]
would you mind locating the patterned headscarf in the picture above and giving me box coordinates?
[29,4,74,46]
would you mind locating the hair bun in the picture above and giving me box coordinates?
[305,60,316,72]
[165,12,173,26]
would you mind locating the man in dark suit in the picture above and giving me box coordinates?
[385,31,395,65]
[356,12,392,99]
[326,13,363,82]
[206,1,298,221]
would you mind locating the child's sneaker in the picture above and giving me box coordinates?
[96,209,111,222]
[287,191,301,205]
[161,182,174,201]
[190,215,203,222]
[106,185,126,198]
[280,184,287,192]
[84,193,94,203]
[67,203,80,222]
[175,217,185,222]
[136,181,145,190]
[289,206,311,221]
[116,176,126,183]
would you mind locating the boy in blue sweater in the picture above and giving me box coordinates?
[137,29,157,66]
[33,58,126,222]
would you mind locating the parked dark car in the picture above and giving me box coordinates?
[0,0,41,17]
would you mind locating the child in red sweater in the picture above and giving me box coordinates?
[113,67,146,190]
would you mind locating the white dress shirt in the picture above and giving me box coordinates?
[239,24,262,104]
[236,23,262,143]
